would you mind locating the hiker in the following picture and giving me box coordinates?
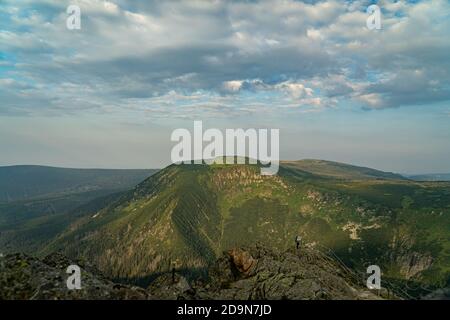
[295,235,302,250]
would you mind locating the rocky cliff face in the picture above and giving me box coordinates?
[1,246,382,300]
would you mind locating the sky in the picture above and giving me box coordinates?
[0,0,449,173]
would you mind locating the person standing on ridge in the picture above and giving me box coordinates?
[295,235,302,251]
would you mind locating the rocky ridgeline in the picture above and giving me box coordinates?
[191,245,381,300]
[1,246,381,300]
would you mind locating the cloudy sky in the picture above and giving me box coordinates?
[0,0,449,173]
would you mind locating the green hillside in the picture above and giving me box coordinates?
[0,166,158,254]
[43,161,450,296]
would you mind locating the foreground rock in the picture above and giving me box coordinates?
[148,245,381,300]
[1,246,381,300]
[0,252,150,300]
[206,245,381,300]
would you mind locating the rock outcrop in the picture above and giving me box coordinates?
[1,246,383,300]
[203,245,380,300]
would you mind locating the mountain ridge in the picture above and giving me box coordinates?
[41,161,450,297]
[281,159,407,181]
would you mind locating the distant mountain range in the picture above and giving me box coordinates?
[0,165,158,202]
[405,173,450,182]
[282,159,407,180]
[1,160,449,299]
[0,166,157,254]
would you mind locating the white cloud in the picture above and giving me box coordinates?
[222,80,244,93]
[1,0,449,117]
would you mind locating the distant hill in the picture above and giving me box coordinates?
[0,165,158,202]
[0,166,158,254]
[281,159,407,181]
[406,173,450,182]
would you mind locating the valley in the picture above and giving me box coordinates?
[0,166,157,254]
